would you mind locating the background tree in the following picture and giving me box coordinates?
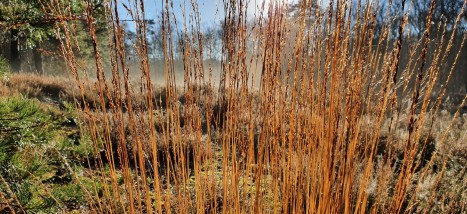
[409,0,466,37]
[371,0,466,94]
[0,0,106,74]
[0,0,54,73]
[407,0,466,94]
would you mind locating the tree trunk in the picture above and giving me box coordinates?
[10,29,20,72]
[32,46,43,75]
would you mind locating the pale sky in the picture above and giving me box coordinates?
[116,0,303,30]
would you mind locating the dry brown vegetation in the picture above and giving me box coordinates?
[2,0,467,213]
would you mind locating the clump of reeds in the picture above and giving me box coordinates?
[35,0,467,213]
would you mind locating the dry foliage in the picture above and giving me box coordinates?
[12,0,465,213]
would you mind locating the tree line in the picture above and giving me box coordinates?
[0,0,465,93]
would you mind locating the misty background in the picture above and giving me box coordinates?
[0,0,465,96]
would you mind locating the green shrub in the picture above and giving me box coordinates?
[0,56,9,77]
[0,96,93,212]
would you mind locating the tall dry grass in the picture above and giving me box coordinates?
[37,0,466,213]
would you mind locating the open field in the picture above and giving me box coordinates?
[1,0,467,213]
[1,70,466,213]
